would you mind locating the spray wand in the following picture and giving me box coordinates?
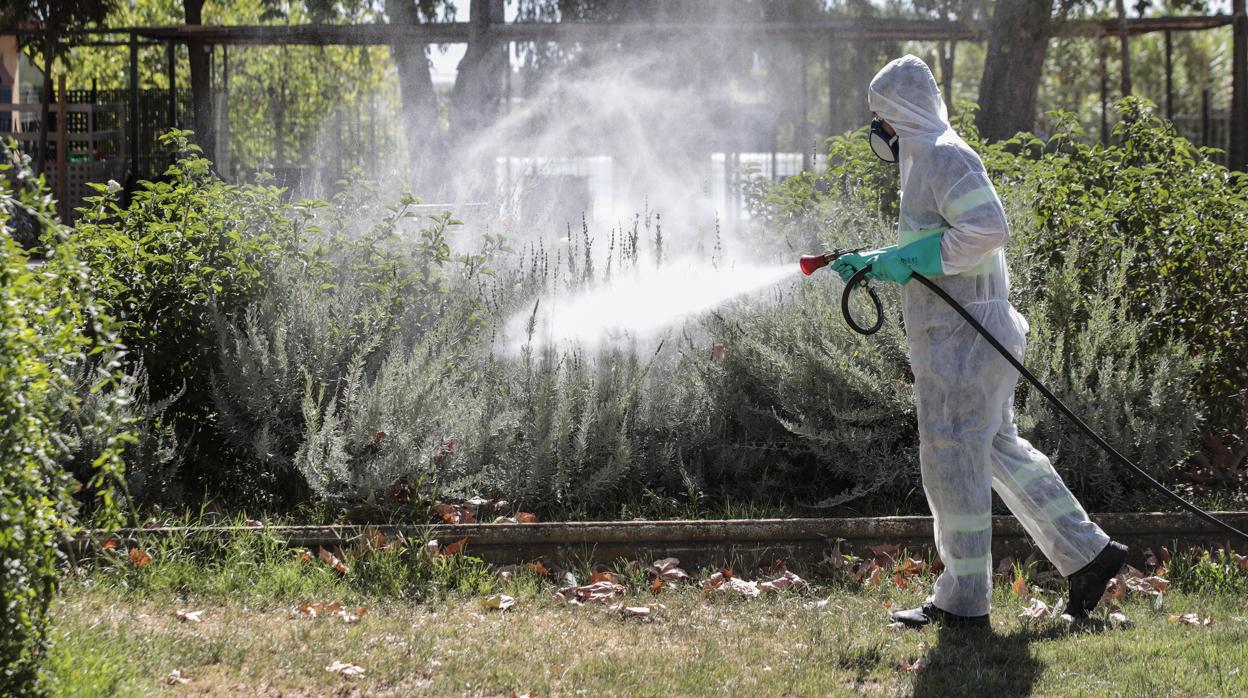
[800,254,1248,544]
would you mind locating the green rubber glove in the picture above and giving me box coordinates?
[830,246,892,283]
[865,234,945,285]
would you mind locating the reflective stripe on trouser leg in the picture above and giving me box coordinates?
[991,402,1109,577]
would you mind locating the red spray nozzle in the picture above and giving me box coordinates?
[799,253,831,276]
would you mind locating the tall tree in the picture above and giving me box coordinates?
[976,0,1058,141]
[183,0,214,159]
[386,0,446,194]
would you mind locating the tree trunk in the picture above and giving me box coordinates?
[448,0,507,197]
[975,0,1053,141]
[387,0,442,195]
[183,0,214,160]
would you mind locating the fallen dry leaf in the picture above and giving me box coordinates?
[554,581,626,606]
[166,669,191,686]
[175,609,202,623]
[886,621,907,631]
[615,602,665,618]
[439,538,468,557]
[100,537,118,552]
[900,656,928,672]
[129,548,153,568]
[1167,613,1213,626]
[318,547,348,575]
[481,594,516,611]
[1018,598,1053,620]
[650,576,664,594]
[759,570,809,593]
[590,565,618,584]
[432,502,475,525]
[515,512,539,523]
[325,661,365,677]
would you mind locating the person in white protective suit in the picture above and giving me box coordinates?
[832,55,1128,628]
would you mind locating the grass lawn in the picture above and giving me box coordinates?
[48,557,1248,697]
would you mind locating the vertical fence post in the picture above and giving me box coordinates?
[1164,30,1174,121]
[1202,87,1211,148]
[129,31,140,178]
[166,40,177,130]
[1100,35,1109,145]
[800,43,810,173]
[56,73,67,222]
[1230,0,1247,170]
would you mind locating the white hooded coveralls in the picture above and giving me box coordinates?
[868,55,1110,616]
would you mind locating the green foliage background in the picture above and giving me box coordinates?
[0,155,129,695]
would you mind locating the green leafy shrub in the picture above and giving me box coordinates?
[1017,99,1248,441]
[1,157,128,694]
[72,130,295,498]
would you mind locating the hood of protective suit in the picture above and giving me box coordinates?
[867,55,949,139]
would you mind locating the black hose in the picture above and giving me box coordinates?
[839,265,1248,543]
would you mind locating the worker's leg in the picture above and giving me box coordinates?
[990,400,1110,576]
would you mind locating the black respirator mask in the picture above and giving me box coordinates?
[869,116,899,163]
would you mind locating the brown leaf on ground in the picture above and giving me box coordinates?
[515,512,539,523]
[166,669,191,686]
[1159,546,1171,562]
[296,549,314,564]
[651,576,664,594]
[1100,575,1127,604]
[439,538,468,557]
[1167,613,1213,626]
[318,547,348,575]
[175,609,202,623]
[897,557,925,577]
[432,502,476,525]
[702,572,727,591]
[590,566,618,584]
[326,661,365,677]
[527,561,550,578]
[930,554,945,574]
[554,580,627,606]
[1235,553,1248,573]
[718,578,762,597]
[853,559,880,586]
[865,564,882,588]
[721,566,734,580]
[1012,573,1028,599]
[652,558,690,584]
[893,573,909,589]
[759,570,809,593]
[100,537,118,552]
[900,656,928,673]
[129,548,153,568]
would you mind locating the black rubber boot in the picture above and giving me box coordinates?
[1066,540,1129,618]
[891,602,990,629]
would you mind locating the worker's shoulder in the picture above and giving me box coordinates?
[927,133,985,170]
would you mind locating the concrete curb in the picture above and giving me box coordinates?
[75,511,1248,569]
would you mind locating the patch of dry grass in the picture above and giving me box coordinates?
[48,575,1248,697]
